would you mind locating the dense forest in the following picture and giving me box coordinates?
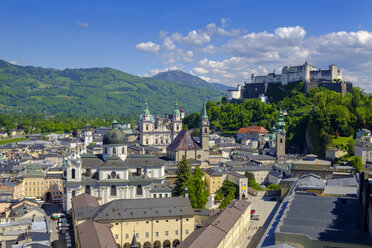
[183,82,372,157]
[0,59,222,116]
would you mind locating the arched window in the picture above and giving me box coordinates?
[85,185,91,195]
[280,138,283,143]
[137,185,142,195]
[111,171,116,179]
[111,185,117,196]
[177,125,179,131]
[71,168,75,179]
[72,190,76,198]
[113,147,116,154]
[105,147,108,154]
[122,147,125,154]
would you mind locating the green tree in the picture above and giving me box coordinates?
[215,180,238,208]
[174,156,192,196]
[352,156,363,172]
[347,140,356,156]
[267,184,280,190]
[188,165,209,209]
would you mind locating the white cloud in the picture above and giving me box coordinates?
[142,66,182,77]
[205,23,217,35]
[217,28,242,37]
[159,30,168,39]
[192,67,208,74]
[221,18,229,28]
[136,23,372,92]
[77,21,89,27]
[202,44,216,54]
[183,30,211,46]
[135,41,160,54]
[163,37,176,50]
[10,60,18,65]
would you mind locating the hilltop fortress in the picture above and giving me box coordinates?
[228,62,353,101]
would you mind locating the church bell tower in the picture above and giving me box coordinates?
[200,100,210,159]
[275,109,286,158]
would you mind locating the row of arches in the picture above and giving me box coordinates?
[121,239,179,248]
[84,185,143,196]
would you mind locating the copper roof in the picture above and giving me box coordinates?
[167,130,201,150]
[237,126,269,134]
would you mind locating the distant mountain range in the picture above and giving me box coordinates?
[152,70,234,92]
[0,60,224,116]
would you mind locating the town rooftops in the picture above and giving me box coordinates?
[237,126,269,134]
[167,130,201,151]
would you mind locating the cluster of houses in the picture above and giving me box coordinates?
[0,101,371,247]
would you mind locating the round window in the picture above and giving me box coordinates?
[111,171,116,179]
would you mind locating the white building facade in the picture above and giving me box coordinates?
[63,124,171,213]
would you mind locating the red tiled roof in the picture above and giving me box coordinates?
[237,126,269,134]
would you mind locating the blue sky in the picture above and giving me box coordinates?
[1,0,372,91]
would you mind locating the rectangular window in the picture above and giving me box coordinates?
[136,233,139,238]
[146,232,149,238]
[115,234,118,239]
[186,230,189,235]
[126,234,129,239]
[165,231,169,236]
[156,232,159,237]
[175,230,178,236]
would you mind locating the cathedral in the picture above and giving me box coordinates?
[166,100,210,162]
[138,102,182,152]
[63,121,171,213]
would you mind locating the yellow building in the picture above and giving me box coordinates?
[204,168,248,199]
[204,168,224,195]
[72,194,196,248]
[178,200,251,248]
[22,164,63,201]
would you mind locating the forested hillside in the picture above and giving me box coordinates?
[0,60,223,116]
[184,82,372,157]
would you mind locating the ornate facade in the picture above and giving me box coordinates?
[138,103,182,152]
[63,122,171,213]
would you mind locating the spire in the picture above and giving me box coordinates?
[143,101,151,115]
[201,99,208,119]
[174,102,180,115]
[276,109,286,133]
[130,232,139,248]
[112,120,119,129]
